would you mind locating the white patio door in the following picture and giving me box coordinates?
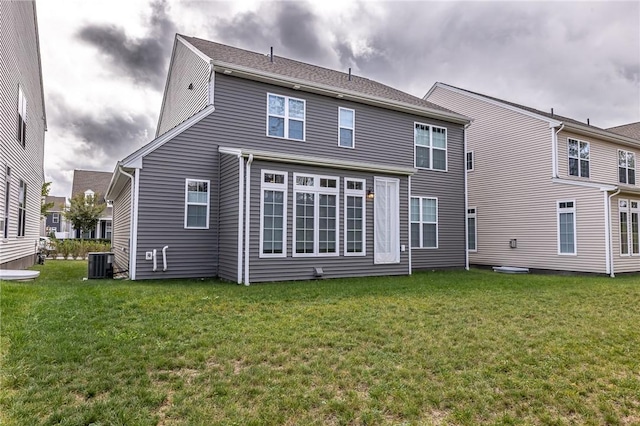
[374,177,400,264]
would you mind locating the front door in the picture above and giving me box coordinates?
[374,177,400,264]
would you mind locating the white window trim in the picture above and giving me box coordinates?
[557,200,576,255]
[411,196,438,249]
[266,93,306,141]
[567,138,590,179]
[3,167,11,239]
[466,151,474,172]
[184,178,210,229]
[619,199,640,257]
[343,178,366,256]
[292,173,339,257]
[414,122,448,172]
[259,170,288,258]
[52,212,59,223]
[17,179,26,237]
[618,149,636,185]
[338,107,355,149]
[467,207,477,252]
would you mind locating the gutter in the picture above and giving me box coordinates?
[118,166,137,280]
[243,154,254,286]
[464,123,471,270]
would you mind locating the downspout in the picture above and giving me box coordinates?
[243,154,254,285]
[237,155,245,284]
[119,166,136,279]
[464,123,471,270]
[607,188,621,277]
[408,175,412,275]
[208,61,215,105]
[552,123,564,178]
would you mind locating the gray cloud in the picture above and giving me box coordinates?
[76,0,176,90]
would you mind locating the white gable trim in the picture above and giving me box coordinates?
[177,35,212,62]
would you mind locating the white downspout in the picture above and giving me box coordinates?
[243,154,254,286]
[237,155,244,284]
[552,124,564,178]
[119,166,137,279]
[208,61,215,105]
[152,249,157,272]
[408,175,412,275]
[607,188,621,277]
[464,123,470,270]
[162,245,168,271]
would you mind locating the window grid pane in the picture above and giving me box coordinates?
[559,212,574,254]
[318,194,337,253]
[263,190,284,254]
[346,195,363,253]
[296,192,314,254]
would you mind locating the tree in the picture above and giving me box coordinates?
[41,182,54,218]
[63,192,105,240]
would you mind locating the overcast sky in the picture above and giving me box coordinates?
[37,0,640,197]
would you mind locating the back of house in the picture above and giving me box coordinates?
[107,35,471,283]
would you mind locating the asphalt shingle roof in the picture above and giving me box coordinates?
[45,196,66,211]
[71,170,112,198]
[607,122,640,140]
[181,35,457,115]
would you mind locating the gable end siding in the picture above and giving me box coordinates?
[112,178,131,272]
[218,153,240,282]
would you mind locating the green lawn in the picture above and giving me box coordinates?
[1,261,639,425]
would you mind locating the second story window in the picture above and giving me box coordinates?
[618,150,636,185]
[52,213,59,224]
[466,151,474,171]
[267,94,305,141]
[338,108,355,148]
[17,85,27,147]
[568,138,589,178]
[415,123,447,171]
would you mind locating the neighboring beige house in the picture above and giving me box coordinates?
[70,170,112,239]
[0,1,47,269]
[426,83,640,275]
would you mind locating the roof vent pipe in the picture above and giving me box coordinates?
[270,46,273,63]
[551,108,554,116]
[587,118,590,126]
[348,67,351,81]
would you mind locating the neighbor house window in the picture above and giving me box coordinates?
[17,85,27,147]
[184,179,209,229]
[618,150,636,185]
[557,201,576,255]
[338,107,355,148]
[105,221,112,239]
[52,213,59,223]
[411,197,438,248]
[568,138,589,178]
[619,200,639,256]
[293,174,339,256]
[466,151,474,171]
[344,178,365,255]
[260,171,287,257]
[17,180,26,237]
[415,123,447,171]
[267,93,305,140]
[467,207,477,251]
[3,167,10,238]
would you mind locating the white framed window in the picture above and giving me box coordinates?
[260,170,288,258]
[52,212,59,223]
[619,199,639,256]
[3,167,11,238]
[410,197,438,248]
[184,179,209,229]
[17,85,27,147]
[344,178,365,256]
[414,123,447,171]
[17,179,26,237]
[338,107,355,148]
[267,93,305,140]
[105,221,112,239]
[618,150,636,185]
[466,151,474,171]
[293,173,339,257]
[557,200,576,255]
[467,207,477,252]
[568,138,590,178]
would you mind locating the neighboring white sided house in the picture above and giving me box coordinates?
[70,170,113,240]
[0,1,47,269]
[426,83,640,275]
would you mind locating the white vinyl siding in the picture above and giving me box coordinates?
[557,200,576,255]
[260,170,287,258]
[184,179,209,229]
[467,207,477,252]
[618,150,636,185]
[619,199,639,256]
[344,178,365,256]
[338,107,355,148]
[568,138,590,178]
[267,93,305,141]
[2,167,10,239]
[293,174,339,257]
[414,123,447,171]
[411,197,438,249]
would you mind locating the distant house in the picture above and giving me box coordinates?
[0,1,47,269]
[425,82,640,275]
[106,35,471,282]
[42,195,68,238]
[70,170,112,239]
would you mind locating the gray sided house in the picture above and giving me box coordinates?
[43,195,67,236]
[70,170,112,239]
[106,35,470,283]
[0,1,47,269]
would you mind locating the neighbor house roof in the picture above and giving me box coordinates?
[179,35,469,123]
[45,196,66,212]
[71,170,113,198]
[607,122,640,140]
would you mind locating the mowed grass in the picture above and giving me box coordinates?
[1,261,640,425]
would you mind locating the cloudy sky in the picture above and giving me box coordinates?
[37,0,640,196]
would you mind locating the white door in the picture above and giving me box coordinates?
[374,177,400,264]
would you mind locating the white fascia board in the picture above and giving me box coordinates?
[220,147,416,175]
[212,63,471,125]
[562,123,640,150]
[155,36,179,138]
[552,177,617,192]
[177,35,212,62]
[427,83,562,128]
[122,105,216,168]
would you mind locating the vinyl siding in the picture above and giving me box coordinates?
[428,86,608,273]
[0,1,46,267]
[112,178,131,272]
[218,153,240,282]
[610,194,640,273]
[156,40,210,136]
